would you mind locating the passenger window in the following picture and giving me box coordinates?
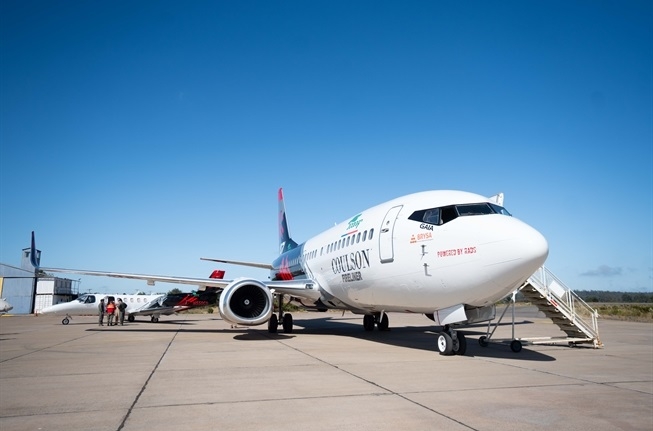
[356,232,361,243]
[369,228,374,240]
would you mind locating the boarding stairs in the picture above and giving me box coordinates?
[519,266,603,348]
[481,266,602,351]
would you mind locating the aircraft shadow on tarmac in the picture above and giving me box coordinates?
[92,315,556,361]
[282,316,557,361]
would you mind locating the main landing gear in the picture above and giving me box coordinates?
[362,312,390,331]
[268,294,293,334]
[436,326,467,356]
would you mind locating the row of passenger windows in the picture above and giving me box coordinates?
[79,295,151,304]
[410,202,512,226]
[292,228,376,267]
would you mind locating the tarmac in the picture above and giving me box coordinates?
[0,308,651,431]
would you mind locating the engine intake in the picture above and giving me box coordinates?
[218,278,273,326]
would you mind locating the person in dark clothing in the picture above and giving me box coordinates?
[98,298,105,326]
[117,298,127,325]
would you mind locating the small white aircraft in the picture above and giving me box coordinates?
[0,298,13,313]
[38,270,224,324]
[31,188,548,355]
[39,293,164,324]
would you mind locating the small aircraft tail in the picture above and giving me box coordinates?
[209,270,225,279]
[30,231,40,269]
[278,188,298,254]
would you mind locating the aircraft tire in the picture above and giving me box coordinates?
[478,336,489,347]
[128,314,135,322]
[282,314,293,333]
[62,318,69,325]
[363,315,375,331]
[453,333,467,356]
[437,332,453,355]
[510,340,522,353]
[268,314,278,333]
[377,313,389,331]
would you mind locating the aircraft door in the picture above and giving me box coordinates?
[379,205,403,263]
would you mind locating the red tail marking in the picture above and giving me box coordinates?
[209,270,225,279]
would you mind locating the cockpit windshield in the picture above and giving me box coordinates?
[409,202,512,225]
[76,294,96,304]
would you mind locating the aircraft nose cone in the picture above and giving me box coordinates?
[505,220,549,281]
[519,224,549,273]
[480,216,549,294]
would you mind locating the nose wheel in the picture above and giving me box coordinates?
[436,327,467,356]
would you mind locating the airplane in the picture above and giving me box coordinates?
[38,270,224,324]
[39,292,164,324]
[31,187,548,356]
[127,271,223,322]
[0,298,13,313]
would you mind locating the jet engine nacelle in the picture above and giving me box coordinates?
[218,278,273,326]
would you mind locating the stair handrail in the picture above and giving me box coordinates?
[527,266,600,340]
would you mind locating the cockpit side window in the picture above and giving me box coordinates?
[440,206,458,224]
[490,203,512,216]
[408,208,441,225]
[424,208,440,224]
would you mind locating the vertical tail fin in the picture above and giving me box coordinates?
[278,188,298,254]
[30,231,41,269]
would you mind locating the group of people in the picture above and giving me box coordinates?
[98,298,128,326]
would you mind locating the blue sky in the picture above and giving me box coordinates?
[1,1,651,294]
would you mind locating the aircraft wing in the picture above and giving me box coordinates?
[39,267,231,289]
[38,266,319,300]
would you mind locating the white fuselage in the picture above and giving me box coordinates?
[39,293,163,316]
[296,190,548,314]
[0,298,13,313]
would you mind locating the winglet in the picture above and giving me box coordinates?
[278,188,298,254]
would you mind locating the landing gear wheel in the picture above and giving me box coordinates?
[377,313,389,331]
[62,318,69,325]
[453,333,467,356]
[151,316,159,323]
[128,314,135,322]
[268,314,278,333]
[363,315,375,331]
[478,336,489,347]
[437,332,453,355]
[510,340,522,353]
[282,314,293,333]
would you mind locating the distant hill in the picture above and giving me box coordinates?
[514,290,653,303]
[575,290,653,303]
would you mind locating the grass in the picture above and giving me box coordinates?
[592,303,653,323]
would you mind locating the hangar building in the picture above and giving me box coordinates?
[0,246,77,314]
